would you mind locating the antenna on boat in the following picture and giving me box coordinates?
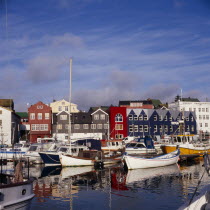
[68,58,72,150]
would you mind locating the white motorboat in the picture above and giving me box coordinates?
[24,142,58,164]
[123,149,180,169]
[125,136,157,155]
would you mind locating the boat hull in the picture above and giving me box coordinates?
[39,152,61,165]
[124,150,180,169]
[60,155,94,167]
[0,179,34,209]
[161,145,210,156]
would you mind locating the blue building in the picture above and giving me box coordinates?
[126,109,197,137]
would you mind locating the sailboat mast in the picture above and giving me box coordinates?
[68,58,72,147]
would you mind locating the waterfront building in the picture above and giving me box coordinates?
[0,106,20,145]
[109,106,197,139]
[28,101,52,143]
[50,99,79,113]
[169,96,210,134]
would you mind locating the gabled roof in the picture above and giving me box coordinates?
[91,108,109,116]
[56,111,70,116]
[89,106,109,113]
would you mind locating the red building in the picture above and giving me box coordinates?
[109,106,127,139]
[28,101,52,143]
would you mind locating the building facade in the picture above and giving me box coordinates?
[28,101,52,143]
[50,99,79,114]
[0,106,20,145]
[169,99,210,134]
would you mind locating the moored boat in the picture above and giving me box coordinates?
[123,149,180,169]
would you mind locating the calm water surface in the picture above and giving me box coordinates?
[19,160,209,210]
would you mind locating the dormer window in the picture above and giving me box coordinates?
[37,105,43,109]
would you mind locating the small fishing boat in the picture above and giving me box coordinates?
[123,149,180,169]
[161,135,210,156]
[60,150,122,167]
[0,162,34,209]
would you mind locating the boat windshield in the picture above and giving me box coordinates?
[135,143,146,148]
[28,146,38,151]
[126,143,137,148]
[58,147,68,152]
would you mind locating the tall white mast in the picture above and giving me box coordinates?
[68,58,72,147]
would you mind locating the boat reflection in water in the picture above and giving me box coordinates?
[30,161,208,210]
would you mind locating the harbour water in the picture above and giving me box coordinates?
[6,160,209,210]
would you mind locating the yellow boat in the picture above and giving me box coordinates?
[161,135,210,156]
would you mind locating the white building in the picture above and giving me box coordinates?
[0,106,20,145]
[169,99,210,134]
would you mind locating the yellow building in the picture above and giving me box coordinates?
[50,99,79,113]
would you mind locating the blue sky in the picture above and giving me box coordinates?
[1,0,210,111]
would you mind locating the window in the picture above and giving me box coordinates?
[202,108,205,112]
[144,115,148,121]
[65,106,68,111]
[199,108,201,112]
[104,124,108,129]
[154,125,157,132]
[191,125,194,132]
[189,108,192,111]
[62,102,65,105]
[65,124,69,129]
[129,125,133,132]
[128,115,133,121]
[37,105,43,109]
[83,124,89,129]
[97,124,102,129]
[115,114,123,122]
[200,123,202,127]
[38,113,42,120]
[154,115,157,121]
[191,116,194,121]
[45,113,49,119]
[169,116,172,121]
[203,115,206,120]
[74,124,80,129]
[139,115,143,121]
[94,114,99,120]
[100,114,105,120]
[144,125,148,132]
[170,125,173,132]
[186,125,190,131]
[0,110,2,114]
[164,125,168,132]
[207,115,209,120]
[115,134,123,139]
[57,124,62,130]
[205,123,208,127]
[159,116,162,121]
[60,115,67,120]
[31,124,36,130]
[139,125,143,132]
[206,108,209,112]
[91,124,96,129]
[115,124,123,130]
[164,116,167,121]
[35,124,40,130]
[199,115,202,120]
[134,125,138,132]
[159,125,163,132]
[30,113,35,120]
[58,106,62,111]
[194,108,196,112]
[134,115,138,120]
[186,117,189,121]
